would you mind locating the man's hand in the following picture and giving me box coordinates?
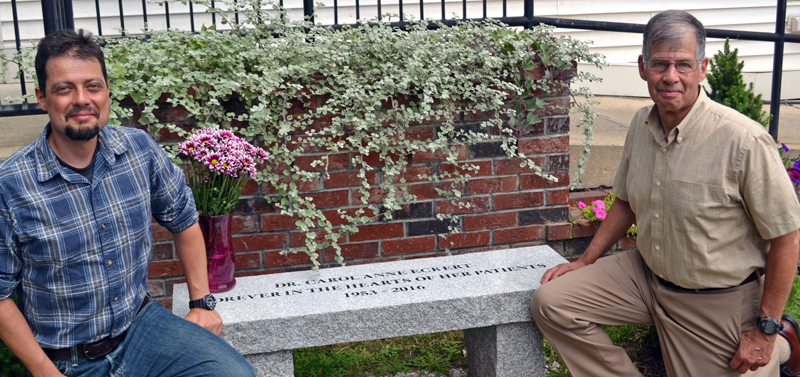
[541,259,589,284]
[184,308,223,336]
[728,327,776,373]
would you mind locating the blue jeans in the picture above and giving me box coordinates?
[48,300,255,377]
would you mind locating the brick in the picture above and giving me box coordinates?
[463,212,517,231]
[466,176,518,195]
[568,190,610,207]
[436,196,490,215]
[520,171,568,189]
[323,242,380,261]
[148,280,166,297]
[325,170,378,188]
[617,236,638,250]
[518,121,545,137]
[322,207,374,225]
[441,161,492,177]
[232,215,259,233]
[494,192,544,210]
[157,298,173,311]
[148,260,183,278]
[261,176,320,194]
[361,151,404,167]
[546,223,573,241]
[150,243,174,261]
[525,65,544,81]
[233,233,287,251]
[546,154,570,172]
[533,97,570,116]
[235,252,262,270]
[409,181,464,199]
[241,180,259,195]
[295,153,350,171]
[573,222,600,238]
[495,157,546,175]
[563,237,594,259]
[152,224,173,241]
[546,116,570,134]
[260,213,298,231]
[440,231,491,249]
[470,142,505,158]
[356,186,399,205]
[389,165,435,184]
[519,207,569,225]
[383,236,437,255]
[407,219,451,236]
[290,229,331,247]
[405,126,435,142]
[518,135,570,155]
[153,105,193,123]
[388,202,433,220]
[306,190,350,208]
[412,145,467,163]
[494,225,545,244]
[350,223,404,242]
[233,197,277,214]
[547,188,570,205]
[263,250,315,268]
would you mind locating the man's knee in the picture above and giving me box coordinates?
[530,281,561,324]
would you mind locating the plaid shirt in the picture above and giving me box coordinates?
[0,124,198,348]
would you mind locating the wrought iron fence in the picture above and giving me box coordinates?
[0,0,797,139]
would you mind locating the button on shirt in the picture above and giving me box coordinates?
[613,90,800,289]
[0,125,198,348]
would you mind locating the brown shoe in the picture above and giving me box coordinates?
[781,314,800,377]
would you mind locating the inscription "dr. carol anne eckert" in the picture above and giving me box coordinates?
[216,263,548,303]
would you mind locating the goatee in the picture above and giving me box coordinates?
[65,124,100,141]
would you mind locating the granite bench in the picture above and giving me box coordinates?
[172,245,567,377]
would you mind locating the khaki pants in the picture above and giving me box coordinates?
[530,250,787,377]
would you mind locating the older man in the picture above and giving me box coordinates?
[0,29,254,376]
[531,10,800,377]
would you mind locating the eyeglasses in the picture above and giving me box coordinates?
[645,59,700,74]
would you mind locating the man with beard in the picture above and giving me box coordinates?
[0,29,254,376]
[531,10,800,377]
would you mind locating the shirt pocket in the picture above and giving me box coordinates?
[669,179,726,236]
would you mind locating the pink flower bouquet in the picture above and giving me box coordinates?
[178,128,269,216]
[576,192,637,238]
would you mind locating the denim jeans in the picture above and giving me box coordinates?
[47,300,255,377]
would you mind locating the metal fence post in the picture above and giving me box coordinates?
[303,0,314,24]
[768,0,787,140]
[41,0,75,35]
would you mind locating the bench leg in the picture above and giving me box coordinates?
[244,350,294,377]
[464,321,545,377]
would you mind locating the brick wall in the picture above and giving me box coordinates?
[126,69,636,309]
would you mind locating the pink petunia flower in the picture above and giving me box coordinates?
[578,201,587,209]
[593,207,607,220]
[592,200,606,210]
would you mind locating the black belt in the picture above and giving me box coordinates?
[43,295,149,361]
[657,270,760,293]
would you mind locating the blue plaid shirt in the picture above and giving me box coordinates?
[0,124,198,348]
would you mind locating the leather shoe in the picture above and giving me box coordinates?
[781,314,800,377]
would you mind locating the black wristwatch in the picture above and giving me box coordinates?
[189,294,217,311]
[756,316,783,335]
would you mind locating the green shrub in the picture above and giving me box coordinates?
[704,38,770,127]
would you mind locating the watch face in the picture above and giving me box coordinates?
[204,295,217,310]
[758,317,782,334]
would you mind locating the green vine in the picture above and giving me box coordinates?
[2,1,604,270]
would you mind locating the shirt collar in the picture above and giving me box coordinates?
[645,87,710,147]
[34,124,129,182]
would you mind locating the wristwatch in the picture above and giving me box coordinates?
[189,294,217,311]
[756,316,783,335]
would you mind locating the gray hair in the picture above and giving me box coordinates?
[642,10,706,62]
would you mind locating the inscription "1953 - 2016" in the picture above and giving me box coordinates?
[217,263,547,303]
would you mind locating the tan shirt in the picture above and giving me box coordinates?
[613,90,800,289]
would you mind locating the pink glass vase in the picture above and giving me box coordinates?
[198,214,236,293]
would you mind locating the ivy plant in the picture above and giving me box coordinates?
[2,0,604,269]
